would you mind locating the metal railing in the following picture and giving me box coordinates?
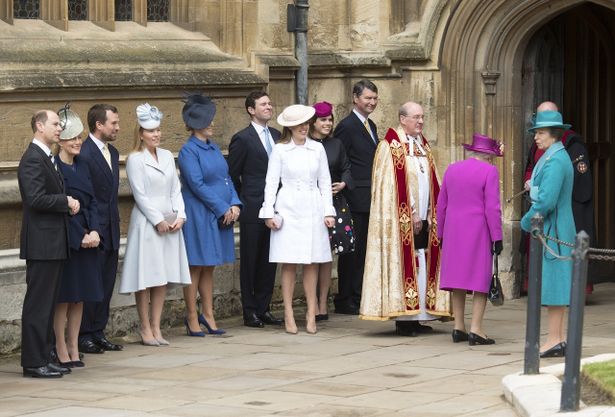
[523,213,615,412]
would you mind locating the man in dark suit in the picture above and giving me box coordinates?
[19,110,80,378]
[78,104,122,353]
[333,80,379,314]
[228,91,283,328]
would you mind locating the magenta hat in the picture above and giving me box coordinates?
[462,133,503,157]
[313,101,333,118]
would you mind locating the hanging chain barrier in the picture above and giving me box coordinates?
[525,214,614,412]
[531,228,615,262]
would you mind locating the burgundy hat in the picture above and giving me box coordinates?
[462,133,503,157]
[313,101,333,118]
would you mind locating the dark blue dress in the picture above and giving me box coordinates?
[178,136,241,266]
[57,158,104,303]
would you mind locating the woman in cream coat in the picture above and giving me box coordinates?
[260,104,336,335]
[120,103,191,346]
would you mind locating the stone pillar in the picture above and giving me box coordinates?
[41,0,68,31]
[220,0,244,56]
[133,0,146,26]
[349,0,380,49]
[89,0,115,31]
[1,0,12,24]
[170,0,196,31]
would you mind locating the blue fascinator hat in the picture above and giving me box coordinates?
[136,103,163,129]
[182,93,216,130]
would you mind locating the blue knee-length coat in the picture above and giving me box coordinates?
[178,136,241,266]
[521,142,576,306]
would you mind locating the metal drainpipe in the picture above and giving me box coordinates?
[294,0,309,105]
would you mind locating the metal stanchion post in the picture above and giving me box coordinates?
[524,214,543,375]
[560,231,590,412]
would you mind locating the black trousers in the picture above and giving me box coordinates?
[80,249,118,341]
[239,222,277,319]
[21,260,63,368]
[335,211,369,307]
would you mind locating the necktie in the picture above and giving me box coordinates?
[49,153,57,171]
[364,119,376,144]
[263,128,273,156]
[101,143,112,170]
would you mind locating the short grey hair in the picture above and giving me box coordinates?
[465,149,494,161]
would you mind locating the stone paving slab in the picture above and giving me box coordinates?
[1,283,614,416]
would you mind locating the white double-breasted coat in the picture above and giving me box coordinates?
[259,138,335,264]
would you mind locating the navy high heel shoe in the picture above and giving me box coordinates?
[198,313,226,335]
[184,318,205,337]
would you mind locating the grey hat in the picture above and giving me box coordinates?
[182,93,216,130]
[58,104,84,140]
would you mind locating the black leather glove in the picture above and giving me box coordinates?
[492,240,503,255]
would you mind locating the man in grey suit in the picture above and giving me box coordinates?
[18,110,80,378]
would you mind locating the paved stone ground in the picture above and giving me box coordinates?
[1,283,614,417]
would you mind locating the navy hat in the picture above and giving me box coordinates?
[182,93,216,130]
[528,110,571,132]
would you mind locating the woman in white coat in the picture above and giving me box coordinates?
[120,104,191,346]
[260,104,336,334]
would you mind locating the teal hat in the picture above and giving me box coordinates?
[528,110,571,132]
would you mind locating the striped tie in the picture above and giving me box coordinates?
[364,119,376,144]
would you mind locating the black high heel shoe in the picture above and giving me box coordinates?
[468,332,495,345]
[184,318,205,337]
[452,329,469,343]
[198,314,226,335]
[540,342,566,358]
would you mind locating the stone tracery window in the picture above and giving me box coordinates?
[147,0,168,22]
[115,0,132,21]
[13,0,39,19]
[68,0,87,20]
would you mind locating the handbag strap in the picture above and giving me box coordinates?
[493,254,499,279]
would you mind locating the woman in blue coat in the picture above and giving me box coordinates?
[521,110,576,358]
[178,94,241,336]
[53,106,103,367]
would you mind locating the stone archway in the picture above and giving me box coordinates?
[437,0,615,295]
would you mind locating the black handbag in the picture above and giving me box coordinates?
[328,194,355,254]
[488,255,504,306]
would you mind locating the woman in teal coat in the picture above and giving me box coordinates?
[521,110,576,358]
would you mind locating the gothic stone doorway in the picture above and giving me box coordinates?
[522,2,615,283]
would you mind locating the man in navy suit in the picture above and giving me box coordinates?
[78,104,122,353]
[228,91,283,328]
[333,80,379,314]
[19,110,80,378]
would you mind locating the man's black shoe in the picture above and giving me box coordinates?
[23,365,62,378]
[244,313,265,328]
[78,339,105,354]
[259,312,283,325]
[47,362,71,375]
[94,337,123,351]
[395,321,418,337]
[334,304,359,315]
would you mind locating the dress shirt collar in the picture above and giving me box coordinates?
[251,121,269,134]
[32,138,53,157]
[352,109,369,125]
[89,133,106,151]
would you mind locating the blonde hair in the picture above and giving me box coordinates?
[130,124,145,154]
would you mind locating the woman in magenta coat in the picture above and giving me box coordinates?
[437,133,503,345]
